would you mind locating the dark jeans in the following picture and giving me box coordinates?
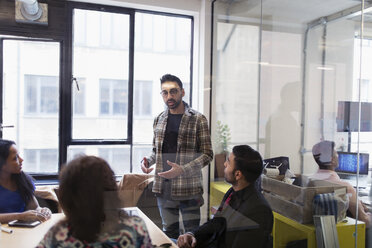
[157,196,202,239]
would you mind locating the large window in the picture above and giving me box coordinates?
[98,147,130,174]
[134,80,152,117]
[23,149,58,173]
[100,12,129,49]
[132,12,192,148]
[2,39,60,175]
[135,13,154,51]
[73,78,86,115]
[67,145,131,175]
[71,8,131,141]
[67,4,193,174]
[99,79,128,116]
[24,75,58,115]
[0,3,194,177]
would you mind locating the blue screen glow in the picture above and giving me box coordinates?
[336,152,369,175]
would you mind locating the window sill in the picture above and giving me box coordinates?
[35,179,59,186]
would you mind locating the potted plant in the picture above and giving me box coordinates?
[214,121,231,179]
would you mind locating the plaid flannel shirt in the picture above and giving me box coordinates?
[146,102,213,198]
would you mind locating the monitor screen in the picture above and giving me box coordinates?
[263,156,289,175]
[337,101,372,132]
[336,152,369,175]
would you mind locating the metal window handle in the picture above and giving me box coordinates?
[72,77,80,91]
[0,124,14,131]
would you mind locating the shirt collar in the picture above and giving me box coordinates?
[232,183,256,201]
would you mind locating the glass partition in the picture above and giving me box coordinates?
[210,0,371,247]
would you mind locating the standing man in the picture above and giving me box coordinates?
[177,145,273,248]
[141,74,213,239]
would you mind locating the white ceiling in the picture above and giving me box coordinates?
[214,0,372,33]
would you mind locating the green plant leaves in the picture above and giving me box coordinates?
[215,120,231,153]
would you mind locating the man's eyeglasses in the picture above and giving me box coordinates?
[160,88,180,97]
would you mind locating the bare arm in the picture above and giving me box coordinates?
[347,186,372,226]
[26,195,40,210]
[0,212,25,223]
[0,196,51,223]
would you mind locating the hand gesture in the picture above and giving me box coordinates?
[19,209,49,222]
[177,233,197,248]
[37,207,52,220]
[158,160,183,179]
[141,157,153,174]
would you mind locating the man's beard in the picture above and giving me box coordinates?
[224,173,237,185]
[167,99,182,109]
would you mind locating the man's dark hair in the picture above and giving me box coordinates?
[232,145,263,183]
[160,74,183,89]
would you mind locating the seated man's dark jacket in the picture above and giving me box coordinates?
[193,183,273,248]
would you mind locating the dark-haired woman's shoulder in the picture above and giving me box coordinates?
[36,220,69,248]
[118,215,153,247]
[37,217,153,248]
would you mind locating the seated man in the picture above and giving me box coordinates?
[177,145,273,248]
[310,140,371,226]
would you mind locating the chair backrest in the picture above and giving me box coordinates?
[312,193,338,221]
[117,174,154,207]
[35,185,61,213]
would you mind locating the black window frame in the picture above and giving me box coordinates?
[0,1,194,180]
[66,2,135,149]
[0,37,64,180]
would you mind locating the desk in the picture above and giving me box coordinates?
[0,207,177,248]
[210,181,366,248]
[0,213,64,248]
[273,212,365,248]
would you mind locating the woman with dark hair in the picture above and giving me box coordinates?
[37,155,152,247]
[0,139,51,223]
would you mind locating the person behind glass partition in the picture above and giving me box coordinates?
[310,140,371,226]
[0,139,51,223]
[177,145,273,248]
[37,156,152,248]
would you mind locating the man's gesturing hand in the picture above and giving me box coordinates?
[141,157,153,174]
[158,160,183,179]
[177,233,197,248]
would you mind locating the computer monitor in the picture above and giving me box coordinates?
[337,101,372,132]
[336,152,369,175]
[263,156,289,175]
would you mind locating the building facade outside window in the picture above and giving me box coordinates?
[1,4,193,176]
[99,79,128,116]
[134,80,152,117]
[24,75,58,115]
[23,149,58,173]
